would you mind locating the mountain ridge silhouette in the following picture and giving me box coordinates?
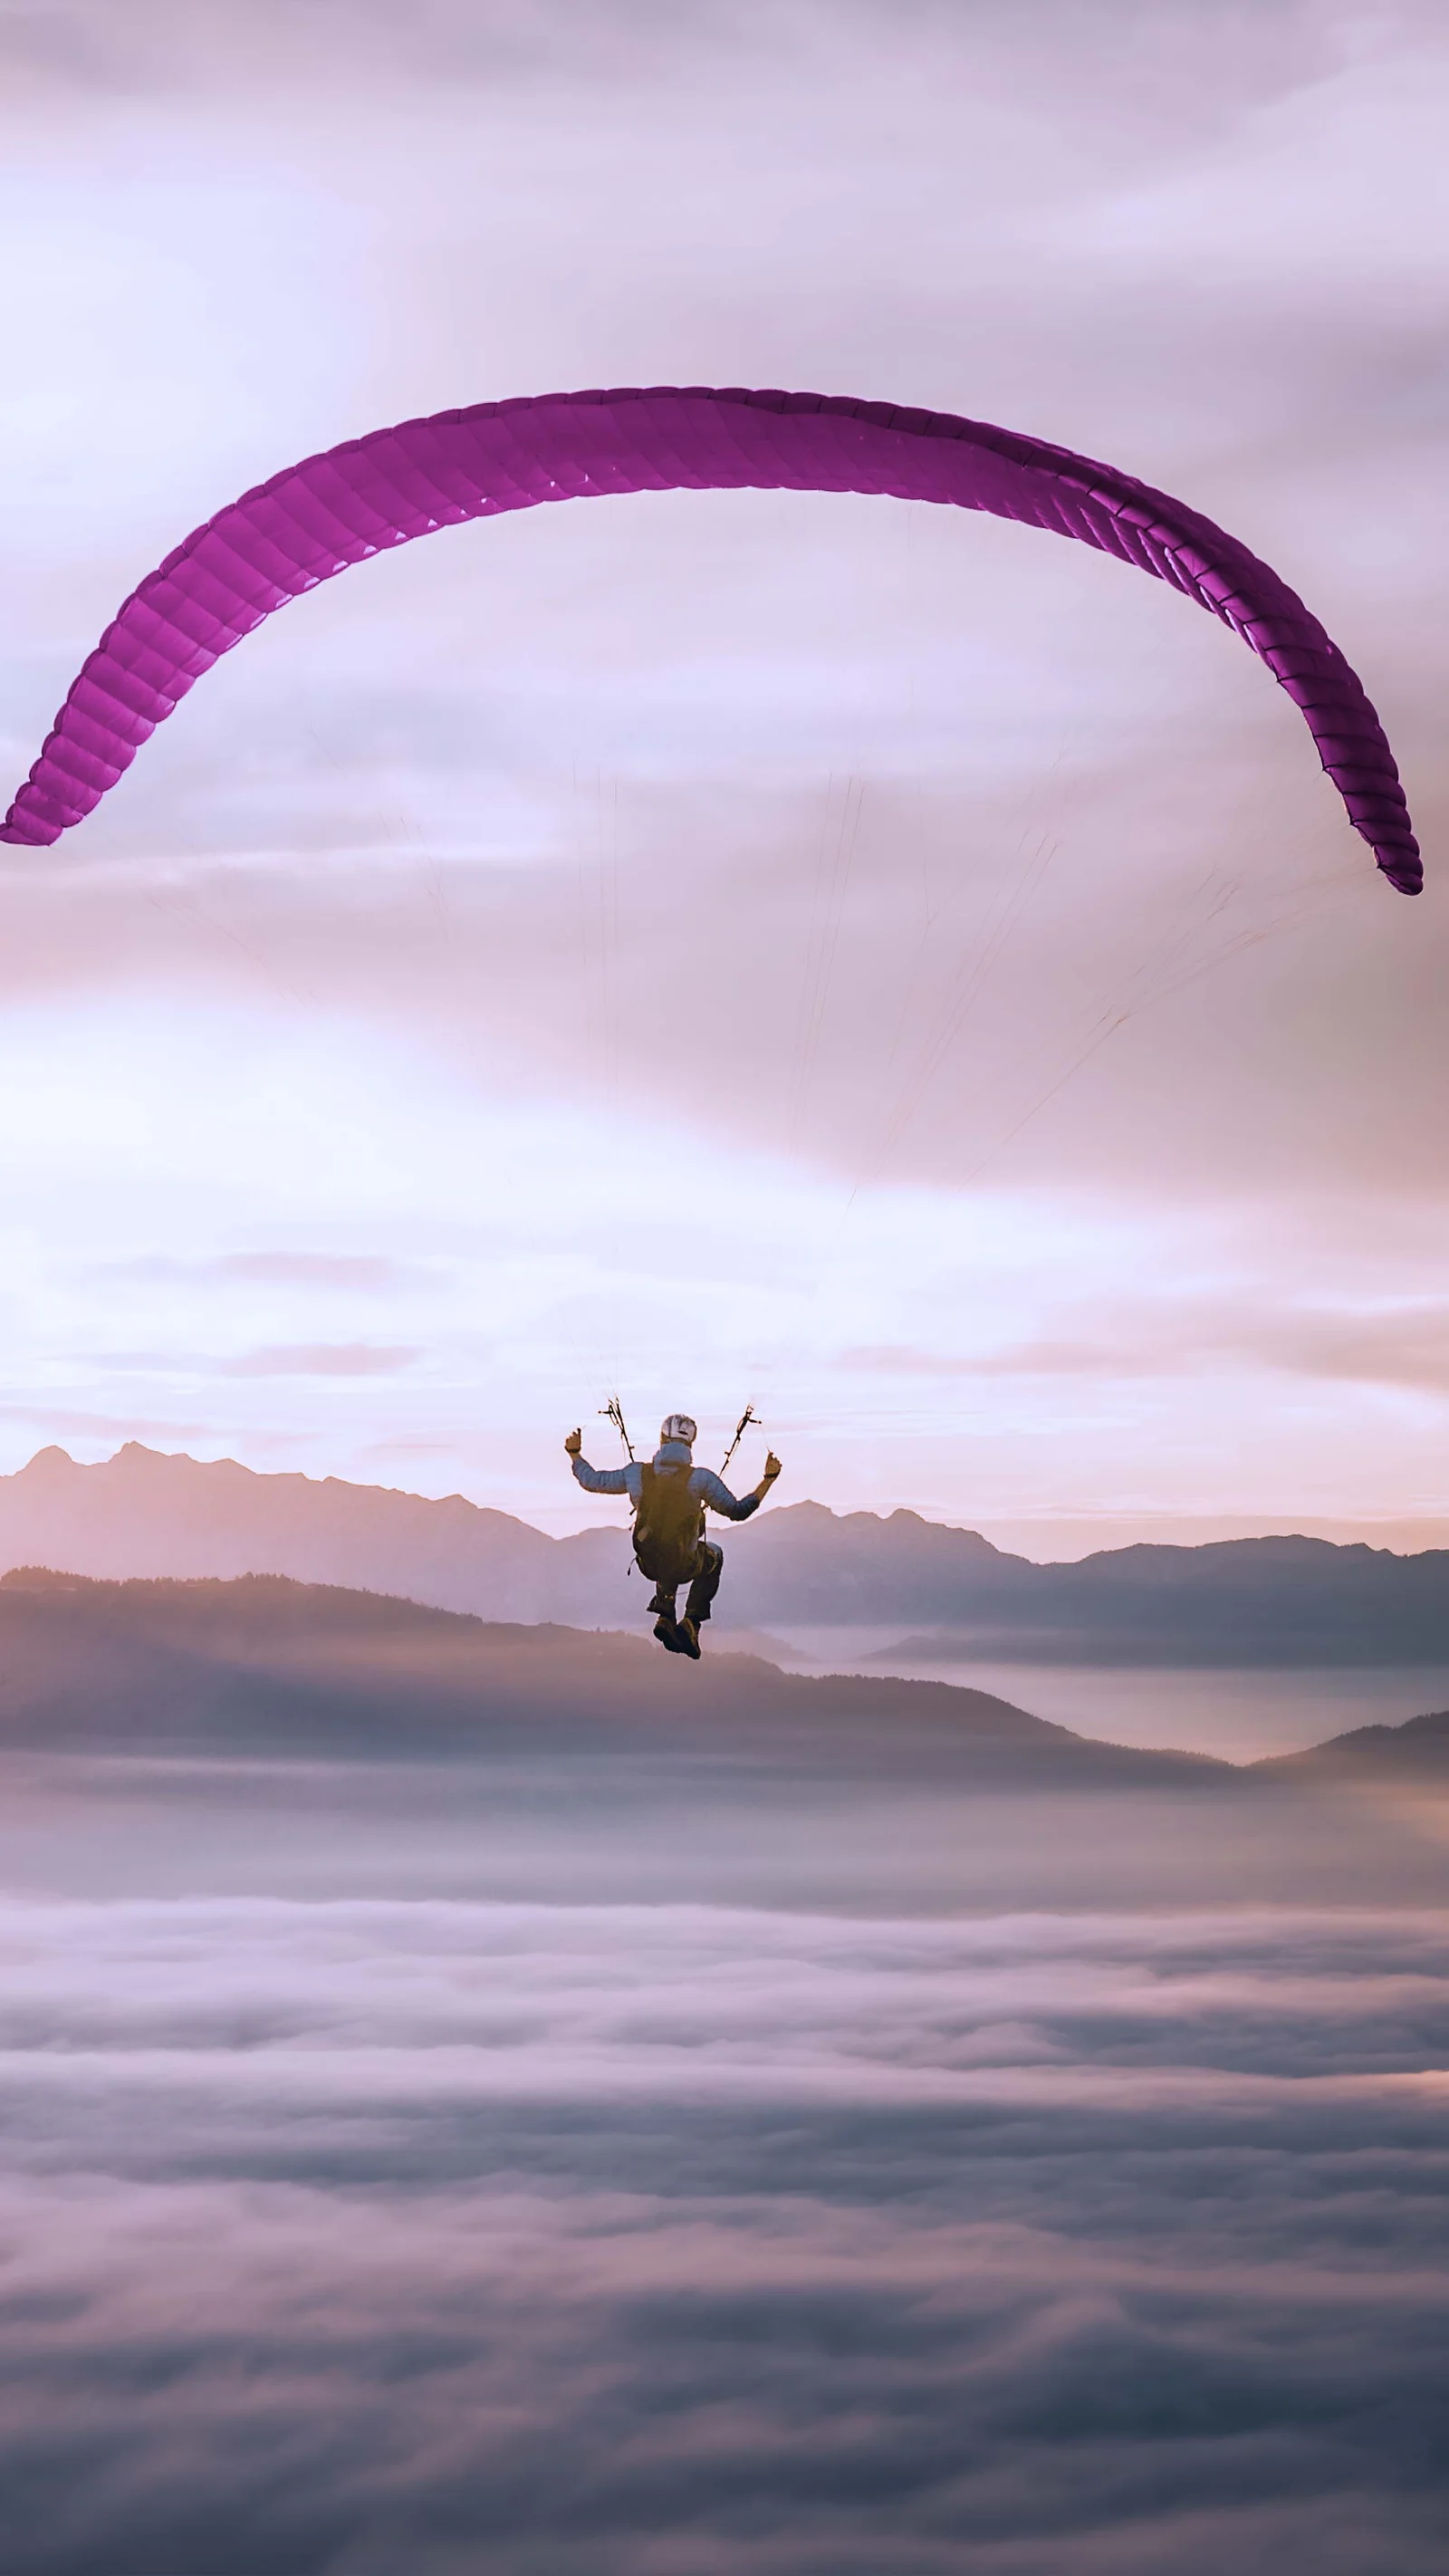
[5,1444,1449,1664]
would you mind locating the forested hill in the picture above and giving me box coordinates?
[3,1568,1444,1783]
[0,1568,1217,1783]
[4,1444,1449,1664]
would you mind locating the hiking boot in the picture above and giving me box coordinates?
[654,1614,685,1652]
[676,1616,702,1660]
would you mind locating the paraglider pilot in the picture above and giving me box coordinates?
[565,1413,782,1658]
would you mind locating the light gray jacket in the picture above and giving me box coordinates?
[571,1439,762,1522]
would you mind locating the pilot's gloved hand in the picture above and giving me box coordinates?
[756,1451,782,1495]
[564,1428,582,1456]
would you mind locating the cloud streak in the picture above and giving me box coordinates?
[219,1342,420,1378]
[101,1252,417,1289]
[849,1295,1449,1398]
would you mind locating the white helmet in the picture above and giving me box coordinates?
[659,1413,697,1448]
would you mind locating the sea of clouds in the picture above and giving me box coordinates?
[0,1887,1444,2573]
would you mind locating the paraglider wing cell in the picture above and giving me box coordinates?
[0,387,1421,891]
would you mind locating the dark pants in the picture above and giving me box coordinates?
[647,1542,723,1626]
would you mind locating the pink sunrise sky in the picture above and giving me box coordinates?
[0,0,1446,1550]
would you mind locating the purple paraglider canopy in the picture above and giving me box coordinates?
[0,386,1421,892]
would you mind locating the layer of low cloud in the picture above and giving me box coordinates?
[0,1885,1444,2573]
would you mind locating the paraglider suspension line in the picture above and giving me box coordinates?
[600,1396,635,1463]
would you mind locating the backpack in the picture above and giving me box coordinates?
[632,1463,705,1586]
